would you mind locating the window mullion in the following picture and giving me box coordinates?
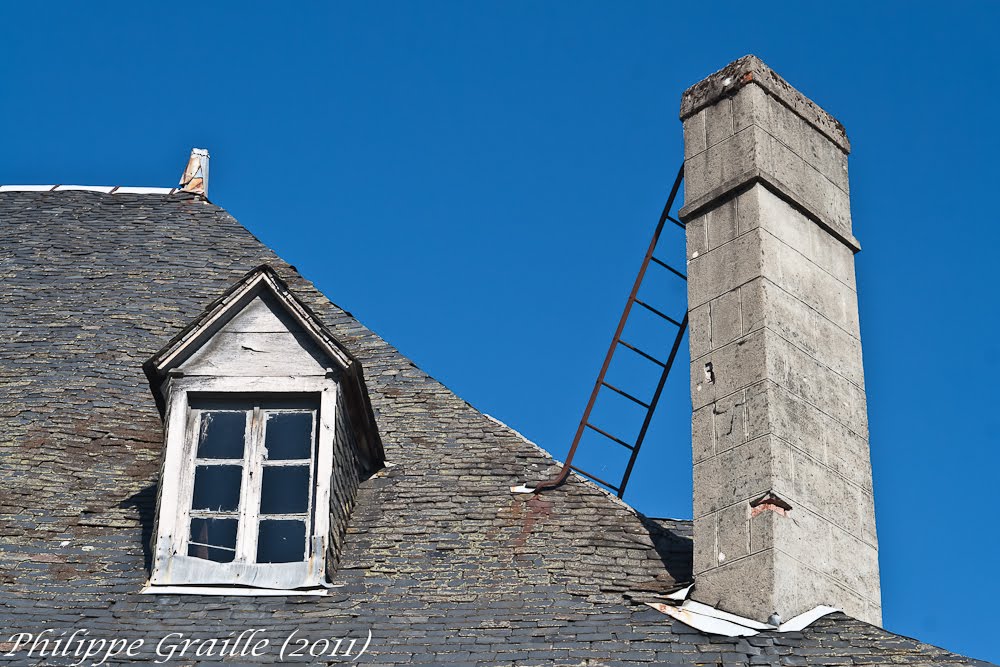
[244,406,266,563]
[235,408,260,562]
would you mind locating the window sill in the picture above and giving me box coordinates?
[139,584,338,596]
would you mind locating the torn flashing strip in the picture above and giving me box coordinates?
[645,588,840,637]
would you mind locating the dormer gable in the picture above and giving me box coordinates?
[149,265,352,377]
[177,290,333,377]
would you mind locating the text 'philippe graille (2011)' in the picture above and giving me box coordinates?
[1,628,373,665]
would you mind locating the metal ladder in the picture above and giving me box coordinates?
[520,165,687,498]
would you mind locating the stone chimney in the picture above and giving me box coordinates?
[680,56,880,625]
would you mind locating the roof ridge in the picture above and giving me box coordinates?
[0,185,182,194]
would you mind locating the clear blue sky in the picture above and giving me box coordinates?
[2,2,998,661]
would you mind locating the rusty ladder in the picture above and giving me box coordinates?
[520,165,687,499]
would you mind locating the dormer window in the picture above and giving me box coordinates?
[142,266,383,594]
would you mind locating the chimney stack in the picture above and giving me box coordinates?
[179,148,210,196]
[680,56,880,625]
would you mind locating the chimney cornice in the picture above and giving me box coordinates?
[679,54,850,154]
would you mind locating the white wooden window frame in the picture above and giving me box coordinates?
[150,376,337,590]
[185,399,316,565]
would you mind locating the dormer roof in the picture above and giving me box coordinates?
[145,264,383,469]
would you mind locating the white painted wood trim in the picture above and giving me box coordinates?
[312,384,338,579]
[154,273,270,370]
[235,408,264,561]
[150,389,192,582]
[150,380,337,590]
[172,376,330,394]
[140,585,336,596]
[153,271,352,373]
[173,407,203,558]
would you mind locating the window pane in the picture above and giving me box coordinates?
[257,519,306,563]
[191,465,242,511]
[187,544,237,563]
[259,466,309,514]
[197,411,246,459]
[188,518,238,563]
[264,412,313,460]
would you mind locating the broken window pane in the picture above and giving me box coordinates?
[188,518,238,563]
[197,411,246,459]
[264,412,312,460]
[259,466,309,514]
[256,519,306,563]
[191,465,242,512]
[187,544,237,563]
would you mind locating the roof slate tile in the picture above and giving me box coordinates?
[0,191,989,665]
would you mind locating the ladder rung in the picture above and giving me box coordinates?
[649,256,687,280]
[568,466,621,493]
[617,340,667,367]
[600,381,651,409]
[634,299,683,327]
[584,423,635,451]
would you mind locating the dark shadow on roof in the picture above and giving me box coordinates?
[120,484,157,575]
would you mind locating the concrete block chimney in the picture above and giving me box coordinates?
[680,56,881,625]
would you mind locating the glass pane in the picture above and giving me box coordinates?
[257,519,306,563]
[188,518,238,563]
[259,466,309,514]
[187,544,236,563]
[191,465,242,511]
[197,411,246,459]
[264,412,313,460]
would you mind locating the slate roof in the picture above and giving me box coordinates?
[0,190,991,666]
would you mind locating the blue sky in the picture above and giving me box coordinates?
[2,2,998,661]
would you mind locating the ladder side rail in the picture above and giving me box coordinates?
[526,165,685,493]
[616,313,688,497]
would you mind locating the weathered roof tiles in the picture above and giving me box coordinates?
[0,190,990,665]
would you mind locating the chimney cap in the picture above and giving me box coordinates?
[679,55,850,153]
[179,148,210,196]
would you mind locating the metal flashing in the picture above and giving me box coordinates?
[140,585,334,596]
[0,185,180,194]
[646,592,841,637]
[52,185,116,193]
[648,602,760,637]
